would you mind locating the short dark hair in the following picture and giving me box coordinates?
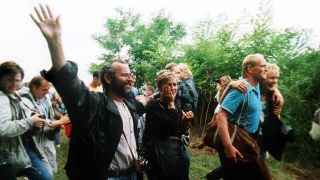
[92,71,100,78]
[29,76,46,90]
[0,61,24,80]
[100,58,127,90]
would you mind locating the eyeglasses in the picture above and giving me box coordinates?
[120,73,134,79]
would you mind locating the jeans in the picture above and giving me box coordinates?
[0,162,53,180]
[108,171,137,180]
[53,129,61,145]
[24,146,53,180]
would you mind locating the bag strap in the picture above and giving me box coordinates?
[122,131,137,160]
[213,92,249,143]
[230,93,249,142]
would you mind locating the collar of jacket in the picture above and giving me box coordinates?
[102,92,136,115]
[0,90,21,101]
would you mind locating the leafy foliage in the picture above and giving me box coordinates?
[92,8,186,87]
[91,2,320,169]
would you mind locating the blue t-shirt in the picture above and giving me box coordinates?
[130,87,139,97]
[220,79,261,133]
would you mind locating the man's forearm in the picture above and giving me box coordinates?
[216,110,232,148]
[47,37,66,71]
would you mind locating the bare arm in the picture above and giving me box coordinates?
[219,80,247,103]
[216,108,243,162]
[30,4,66,71]
[47,114,70,128]
[272,87,284,118]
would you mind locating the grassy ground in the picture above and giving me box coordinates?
[53,133,320,180]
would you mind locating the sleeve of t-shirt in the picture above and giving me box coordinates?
[220,89,245,115]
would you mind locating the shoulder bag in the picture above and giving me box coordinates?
[203,93,260,162]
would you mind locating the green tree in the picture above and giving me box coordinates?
[91,8,186,87]
[90,2,320,171]
[183,1,311,133]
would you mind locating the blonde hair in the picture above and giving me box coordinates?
[220,75,232,88]
[156,70,178,89]
[242,53,265,78]
[266,63,280,77]
[165,62,178,71]
[178,63,193,78]
[218,75,232,97]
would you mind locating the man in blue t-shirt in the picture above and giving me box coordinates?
[215,54,268,179]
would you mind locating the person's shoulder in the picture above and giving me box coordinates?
[222,89,245,105]
[228,88,245,96]
[0,90,5,97]
[20,93,32,101]
[0,91,10,105]
[146,99,158,109]
[184,77,193,83]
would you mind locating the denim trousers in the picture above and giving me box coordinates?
[0,147,53,180]
[53,129,61,145]
[23,146,53,180]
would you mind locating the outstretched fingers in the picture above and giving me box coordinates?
[33,5,44,22]
[46,4,54,19]
[31,4,53,24]
[30,13,40,26]
[40,4,49,19]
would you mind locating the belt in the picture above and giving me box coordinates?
[107,167,134,177]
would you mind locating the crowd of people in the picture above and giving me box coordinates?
[0,4,306,180]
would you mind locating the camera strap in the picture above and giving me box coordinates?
[122,130,137,161]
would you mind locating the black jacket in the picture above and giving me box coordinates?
[261,91,292,161]
[42,62,144,180]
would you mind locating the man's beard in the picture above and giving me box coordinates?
[110,77,132,97]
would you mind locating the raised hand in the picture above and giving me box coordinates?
[163,85,176,103]
[30,4,66,70]
[30,4,61,41]
[230,80,248,93]
[182,111,194,121]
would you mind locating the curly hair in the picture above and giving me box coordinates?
[178,63,193,78]
[266,63,280,77]
[156,70,178,89]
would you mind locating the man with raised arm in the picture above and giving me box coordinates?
[31,5,144,180]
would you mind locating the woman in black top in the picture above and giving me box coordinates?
[143,70,194,180]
